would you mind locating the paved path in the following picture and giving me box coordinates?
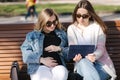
[0,0,120,24]
[0,13,120,24]
[90,0,120,5]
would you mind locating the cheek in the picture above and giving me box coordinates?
[50,26,56,31]
[43,26,50,32]
[46,26,55,32]
[77,18,84,23]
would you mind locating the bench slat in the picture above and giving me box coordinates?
[0,30,31,34]
[0,34,26,38]
[0,46,20,50]
[0,74,10,80]
[0,50,21,54]
[0,38,25,41]
[0,53,21,57]
[0,42,22,46]
[0,57,22,61]
[0,24,33,30]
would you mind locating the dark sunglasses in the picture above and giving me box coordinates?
[46,20,58,27]
[76,14,89,19]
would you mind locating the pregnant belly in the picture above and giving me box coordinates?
[43,52,62,65]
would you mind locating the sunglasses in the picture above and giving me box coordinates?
[76,14,89,19]
[46,20,58,27]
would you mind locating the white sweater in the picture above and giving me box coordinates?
[67,22,117,80]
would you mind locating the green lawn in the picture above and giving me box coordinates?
[0,3,120,16]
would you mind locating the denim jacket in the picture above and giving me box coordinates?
[20,29,68,74]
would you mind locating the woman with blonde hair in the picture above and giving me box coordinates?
[21,8,68,80]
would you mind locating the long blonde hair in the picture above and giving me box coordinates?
[34,8,64,31]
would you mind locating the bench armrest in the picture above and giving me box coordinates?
[10,61,20,80]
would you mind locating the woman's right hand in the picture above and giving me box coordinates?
[73,54,82,62]
[40,57,58,67]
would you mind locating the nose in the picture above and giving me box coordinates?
[80,16,84,20]
[78,17,84,22]
[51,23,55,27]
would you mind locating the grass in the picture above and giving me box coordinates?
[0,3,120,16]
[94,5,120,13]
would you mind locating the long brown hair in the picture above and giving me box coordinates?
[72,0,107,34]
[34,8,64,31]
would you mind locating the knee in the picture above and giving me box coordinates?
[30,75,52,80]
[52,65,68,77]
[77,58,93,66]
[53,65,68,74]
[52,65,68,80]
[77,58,87,66]
[40,78,51,80]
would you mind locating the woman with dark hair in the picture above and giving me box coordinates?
[21,8,68,80]
[67,0,116,80]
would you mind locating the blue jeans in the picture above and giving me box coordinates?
[76,58,110,80]
[94,61,111,80]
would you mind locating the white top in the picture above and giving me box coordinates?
[67,22,105,45]
[67,22,117,80]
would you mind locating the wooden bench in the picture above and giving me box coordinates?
[0,21,120,80]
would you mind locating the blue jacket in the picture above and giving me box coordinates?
[20,29,68,74]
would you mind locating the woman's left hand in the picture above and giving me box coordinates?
[73,54,82,62]
[45,45,61,52]
[86,54,96,62]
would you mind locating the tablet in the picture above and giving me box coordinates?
[68,45,95,59]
